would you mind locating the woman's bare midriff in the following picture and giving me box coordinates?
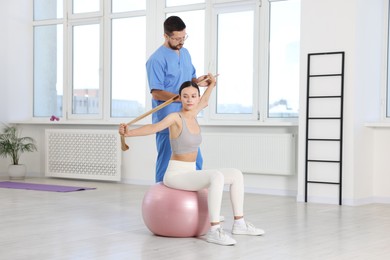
[170,151,198,162]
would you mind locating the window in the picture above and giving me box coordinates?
[111,16,146,117]
[112,0,146,12]
[70,22,101,116]
[166,10,205,77]
[33,0,300,122]
[268,0,300,118]
[211,0,300,120]
[72,0,100,14]
[166,0,205,7]
[34,0,63,20]
[214,8,254,116]
[33,0,147,119]
[33,24,63,117]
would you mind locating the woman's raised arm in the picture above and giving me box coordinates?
[196,73,217,113]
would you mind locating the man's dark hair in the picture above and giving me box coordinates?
[164,16,186,36]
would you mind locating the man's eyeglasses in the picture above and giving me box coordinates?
[169,34,189,42]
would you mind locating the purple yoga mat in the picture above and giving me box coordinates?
[0,181,96,192]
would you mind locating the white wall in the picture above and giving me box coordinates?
[372,128,390,201]
[0,2,7,123]
[298,0,385,204]
[0,1,32,123]
[353,0,384,203]
[0,0,33,172]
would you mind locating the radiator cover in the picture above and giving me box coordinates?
[45,129,121,181]
[201,133,296,175]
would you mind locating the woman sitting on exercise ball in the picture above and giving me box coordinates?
[119,73,265,246]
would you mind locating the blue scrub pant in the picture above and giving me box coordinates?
[155,132,203,182]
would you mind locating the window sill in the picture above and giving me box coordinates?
[12,119,123,126]
[12,118,298,127]
[365,122,390,128]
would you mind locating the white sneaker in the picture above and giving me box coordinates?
[232,221,265,236]
[219,215,225,222]
[206,228,237,246]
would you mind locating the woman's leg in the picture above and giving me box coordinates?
[217,168,265,236]
[217,168,244,217]
[164,163,225,223]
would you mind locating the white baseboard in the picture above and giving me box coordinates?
[121,178,155,186]
[296,194,390,205]
[0,171,43,179]
[244,186,297,197]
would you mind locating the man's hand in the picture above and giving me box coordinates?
[196,75,211,87]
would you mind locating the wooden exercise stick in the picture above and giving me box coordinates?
[120,95,179,151]
[120,74,218,151]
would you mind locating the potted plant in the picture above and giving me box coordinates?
[0,125,37,180]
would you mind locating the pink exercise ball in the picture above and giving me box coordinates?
[142,182,210,237]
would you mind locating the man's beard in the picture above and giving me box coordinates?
[168,42,183,51]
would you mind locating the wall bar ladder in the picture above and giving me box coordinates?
[305,51,345,205]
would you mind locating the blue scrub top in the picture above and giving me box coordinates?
[146,45,196,134]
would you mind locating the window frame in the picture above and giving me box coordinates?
[68,0,103,19]
[208,2,260,122]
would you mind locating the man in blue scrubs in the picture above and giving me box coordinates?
[146,16,209,182]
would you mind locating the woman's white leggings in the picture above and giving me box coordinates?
[163,160,244,223]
